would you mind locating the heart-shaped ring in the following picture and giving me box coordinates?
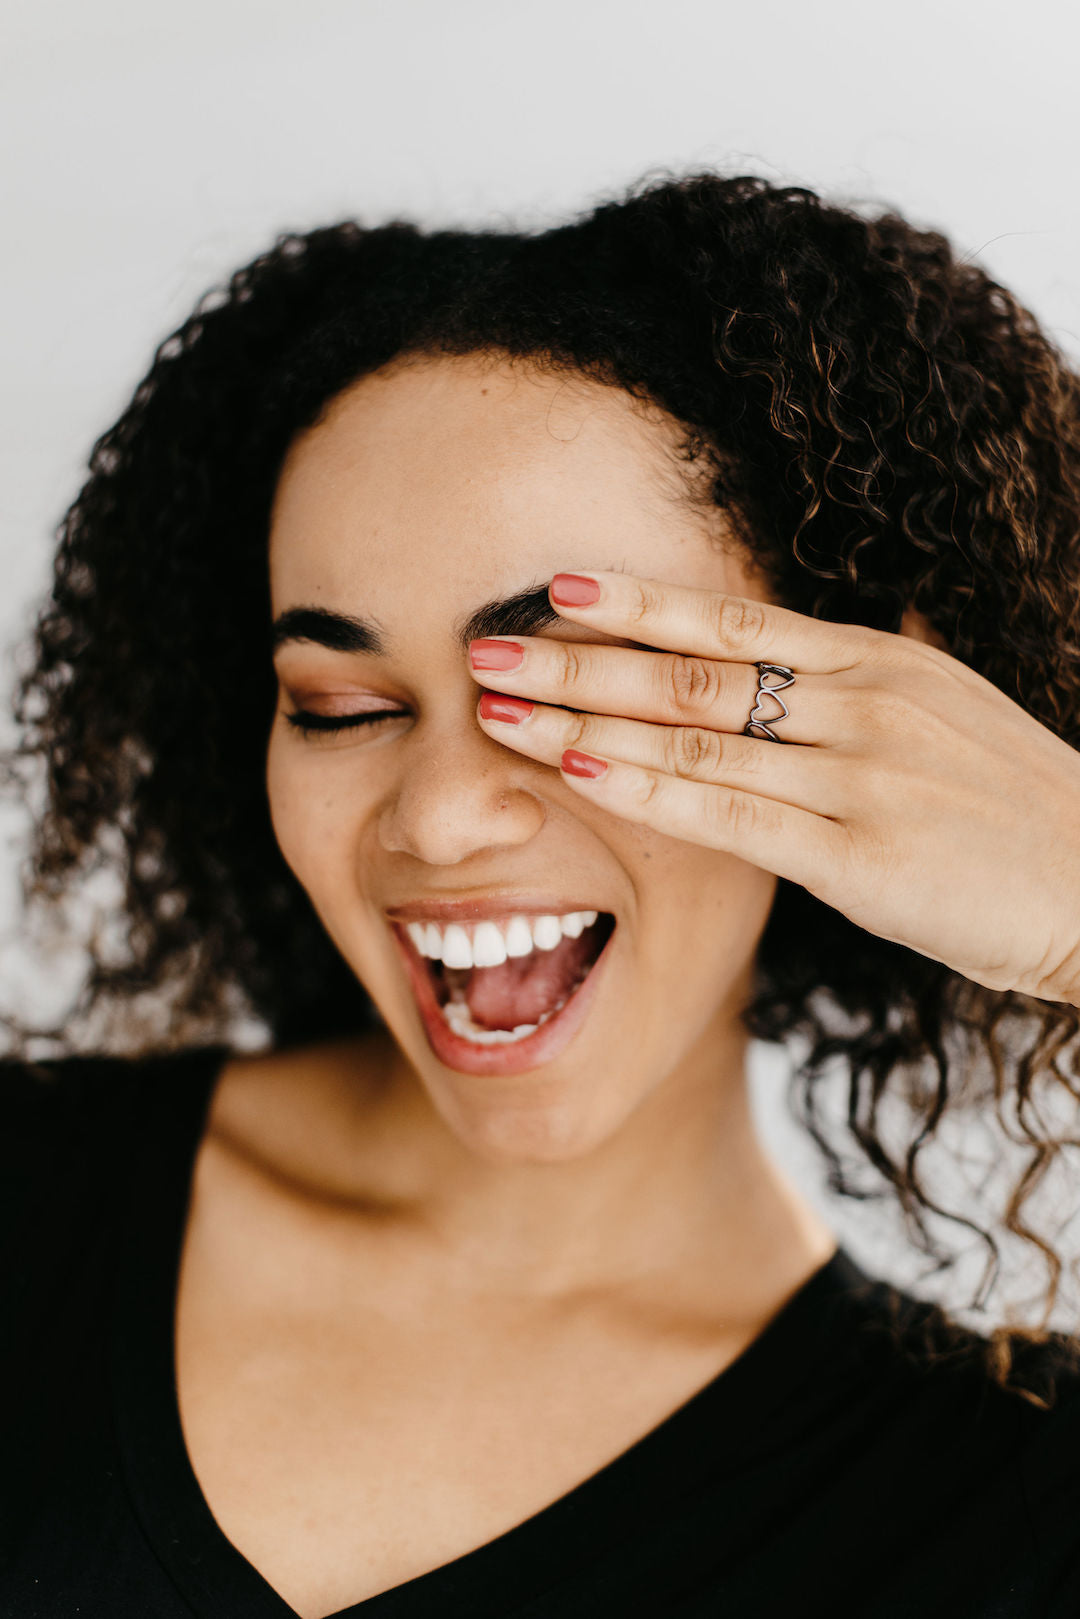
[744,662,796,742]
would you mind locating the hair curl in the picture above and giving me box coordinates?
[8,170,1080,1395]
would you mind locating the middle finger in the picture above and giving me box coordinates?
[467,636,835,745]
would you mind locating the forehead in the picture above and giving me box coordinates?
[268,352,731,617]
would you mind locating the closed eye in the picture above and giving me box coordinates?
[285,708,409,738]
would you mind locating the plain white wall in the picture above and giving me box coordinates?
[4,0,1079,643]
[3,0,1079,1298]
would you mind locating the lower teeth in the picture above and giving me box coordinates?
[440,994,568,1045]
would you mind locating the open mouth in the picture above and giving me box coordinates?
[401,911,617,1048]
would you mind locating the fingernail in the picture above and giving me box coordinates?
[470,639,524,672]
[561,749,607,779]
[479,693,533,724]
[551,573,601,607]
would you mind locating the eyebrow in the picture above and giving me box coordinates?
[271,579,567,656]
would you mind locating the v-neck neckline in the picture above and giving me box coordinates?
[109,1046,864,1619]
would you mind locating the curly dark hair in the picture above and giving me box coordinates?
[8,170,1080,1393]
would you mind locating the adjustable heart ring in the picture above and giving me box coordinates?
[743,662,796,741]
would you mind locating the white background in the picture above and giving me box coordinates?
[3,0,1079,1297]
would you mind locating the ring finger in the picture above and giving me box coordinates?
[475,693,847,818]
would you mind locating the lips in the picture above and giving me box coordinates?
[385,895,611,925]
[388,913,617,1078]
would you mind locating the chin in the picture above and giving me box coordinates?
[432,1079,634,1166]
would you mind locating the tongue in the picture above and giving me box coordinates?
[462,931,597,1031]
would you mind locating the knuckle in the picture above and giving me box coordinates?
[863,682,921,739]
[859,821,903,887]
[566,710,593,751]
[713,594,767,649]
[709,788,766,842]
[558,641,587,691]
[857,757,897,812]
[669,725,725,779]
[634,769,665,812]
[665,653,723,714]
[628,579,663,628]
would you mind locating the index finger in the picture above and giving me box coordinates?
[547,570,874,675]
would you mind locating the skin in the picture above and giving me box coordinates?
[177,349,1080,1615]
[266,351,816,1170]
[178,353,837,1614]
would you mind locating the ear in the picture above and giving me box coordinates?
[898,605,949,653]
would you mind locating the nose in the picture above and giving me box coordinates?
[377,719,547,866]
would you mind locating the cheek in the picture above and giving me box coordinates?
[265,736,364,894]
[631,829,777,969]
[619,818,772,904]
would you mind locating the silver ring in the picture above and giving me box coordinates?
[743,662,796,741]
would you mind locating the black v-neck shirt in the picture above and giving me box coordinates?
[3,1047,1080,1618]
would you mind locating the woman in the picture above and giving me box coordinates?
[4,171,1080,1618]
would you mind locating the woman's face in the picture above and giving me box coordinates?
[267,352,780,1163]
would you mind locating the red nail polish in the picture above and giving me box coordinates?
[470,639,524,671]
[551,573,601,607]
[479,693,533,724]
[561,749,607,779]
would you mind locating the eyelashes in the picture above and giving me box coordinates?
[285,708,409,739]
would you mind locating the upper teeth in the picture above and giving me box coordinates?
[404,911,599,970]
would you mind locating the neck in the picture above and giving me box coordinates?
[308,1021,836,1313]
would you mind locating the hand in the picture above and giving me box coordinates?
[468,570,1080,1007]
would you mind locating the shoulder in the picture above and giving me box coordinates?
[865,1266,1080,1407]
[2,1049,148,1135]
[861,1266,1080,1491]
[0,1046,227,1249]
[813,1256,1080,1595]
[1,1050,144,1200]
[201,1030,398,1195]
[815,1254,1080,1452]
[0,1045,226,1150]
[0,1047,226,1380]
[0,1031,390,1208]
